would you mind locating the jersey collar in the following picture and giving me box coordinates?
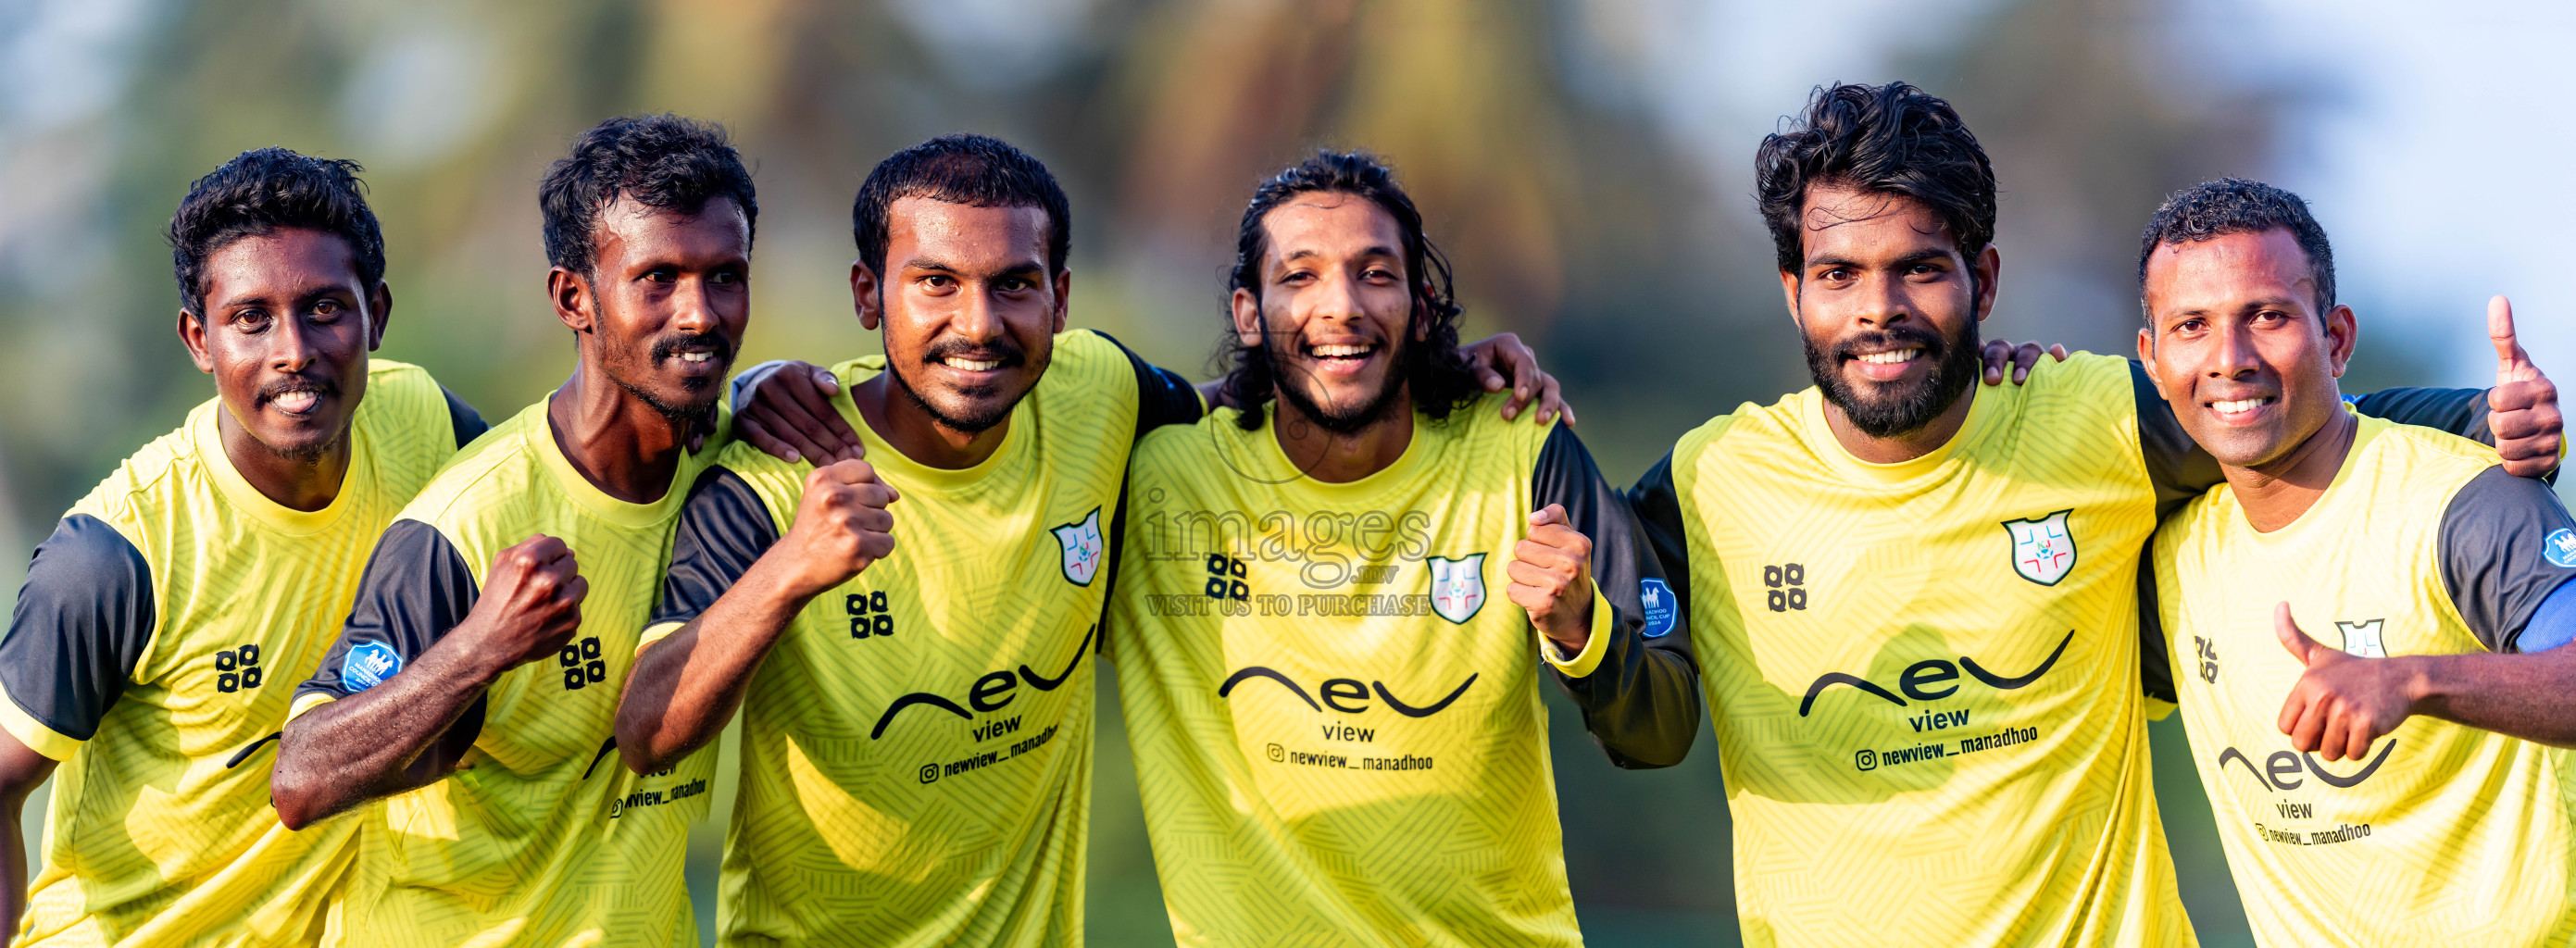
[1798,381,2002,487]
[192,398,370,537]
[528,400,723,530]
[837,356,1029,493]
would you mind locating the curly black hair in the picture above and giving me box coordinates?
[168,147,385,318]
[1219,150,1480,431]
[540,114,757,278]
[851,133,1070,283]
[2138,178,2334,317]
[1756,82,1997,283]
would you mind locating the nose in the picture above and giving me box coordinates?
[1307,267,1367,327]
[2207,317,2261,380]
[1856,271,1910,330]
[951,280,1006,343]
[271,311,319,374]
[671,274,719,336]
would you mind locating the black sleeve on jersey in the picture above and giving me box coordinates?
[0,515,155,744]
[441,386,489,449]
[1089,330,1206,441]
[651,466,779,629]
[294,519,480,708]
[2438,466,2576,653]
[1625,451,1692,610]
[2351,387,2495,447]
[1536,426,1701,769]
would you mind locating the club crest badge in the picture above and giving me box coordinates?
[342,641,403,692]
[2334,619,2387,658]
[1053,507,1105,586]
[1428,554,1487,625]
[1639,578,1677,638]
[2545,528,2576,568]
[2000,510,2078,587]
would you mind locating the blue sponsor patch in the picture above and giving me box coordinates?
[342,641,403,692]
[1639,578,1678,639]
[2547,528,2576,569]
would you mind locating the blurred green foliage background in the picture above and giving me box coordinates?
[5,0,2567,944]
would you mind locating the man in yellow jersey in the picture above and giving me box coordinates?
[1104,150,1694,947]
[2143,179,2576,946]
[613,134,1570,947]
[0,149,486,946]
[1623,81,2566,947]
[268,114,789,947]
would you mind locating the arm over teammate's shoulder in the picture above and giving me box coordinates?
[1520,424,1700,768]
[270,521,585,829]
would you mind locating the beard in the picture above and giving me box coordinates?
[1267,331,1410,434]
[612,331,732,426]
[253,375,344,463]
[1805,317,1981,439]
[888,334,1032,435]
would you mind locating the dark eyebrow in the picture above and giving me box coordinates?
[1279,244,1401,264]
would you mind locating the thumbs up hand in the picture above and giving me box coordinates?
[2487,297,2563,479]
[2274,603,2421,762]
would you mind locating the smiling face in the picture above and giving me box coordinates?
[1233,193,1420,433]
[2139,228,2355,468]
[860,197,1066,434]
[1781,184,1996,438]
[567,194,751,420]
[180,228,386,462]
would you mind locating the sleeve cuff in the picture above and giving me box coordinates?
[0,696,82,762]
[1539,585,1615,680]
[638,620,690,651]
[286,692,337,724]
[726,360,792,413]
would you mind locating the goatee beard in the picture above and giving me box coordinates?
[1267,333,1409,434]
[1806,318,1980,439]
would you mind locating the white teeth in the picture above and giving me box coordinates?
[1857,348,1920,365]
[273,392,319,414]
[942,357,1003,371]
[680,352,711,363]
[2213,397,2272,415]
[1311,343,1373,357]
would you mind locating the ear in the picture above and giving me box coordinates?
[1970,244,2002,323]
[1050,268,1071,335]
[1777,268,1802,330]
[851,260,882,331]
[2324,304,2358,379]
[366,281,394,352]
[1231,287,1264,349]
[549,267,595,333]
[2135,324,2160,388]
[177,310,215,373]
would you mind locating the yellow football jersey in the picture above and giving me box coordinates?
[1638,354,2188,947]
[287,399,728,948]
[1109,393,1693,948]
[0,361,474,948]
[2155,415,2576,947]
[643,329,1200,947]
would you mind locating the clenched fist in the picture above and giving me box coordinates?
[454,534,588,679]
[1507,504,1595,655]
[2275,602,2421,762]
[772,458,900,598]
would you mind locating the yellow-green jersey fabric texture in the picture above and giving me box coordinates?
[2155,416,2576,947]
[642,329,1177,947]
[1109,398,1600,948]
[0,361,466,948]
[287,399,729,947]
[1655,355,2188,947]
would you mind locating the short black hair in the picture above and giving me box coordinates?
[851,134,1070,281]
[168,147,386,318]
[1756,81,1998,279]
[1219,149,1480,430]
[540,114,757,278]
[2138,177,2335,315]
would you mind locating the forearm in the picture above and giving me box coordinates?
[2,795,27,940]
[271,643,498,829]
[2408,650,2576,747]
[616,560,811,773]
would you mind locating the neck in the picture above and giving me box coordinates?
[2225,408,2357,533]
[1270,390,1413,484]
[216,410,352,513]
[853,372,1010,470]
[1820,385,1978,464]
[544,365,697,504]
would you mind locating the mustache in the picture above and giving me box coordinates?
[256,375,337,405]
[923,337,1025,368]
[651,332,734,365]
[1832,326,1948,364]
